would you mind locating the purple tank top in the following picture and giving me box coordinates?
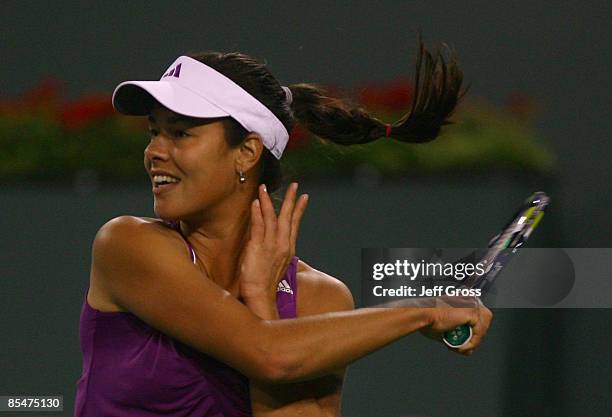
[74,220,299,417]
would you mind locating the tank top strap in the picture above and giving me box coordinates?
[285,256,298,292]
[162,219,196,265]
[276,256,298,319]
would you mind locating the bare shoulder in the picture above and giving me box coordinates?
[295,259,355,316]
[92,216,184,266]
[88,216,188,311]
[95,215,175,240]
[93,215,186,257]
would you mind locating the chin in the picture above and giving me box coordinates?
[153,204,179,222]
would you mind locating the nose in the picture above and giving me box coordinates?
[144,134,171,163]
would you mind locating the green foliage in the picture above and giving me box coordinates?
[0,97,555,182]
[282,101,556,178]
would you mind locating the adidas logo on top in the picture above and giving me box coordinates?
[276,279,293,295]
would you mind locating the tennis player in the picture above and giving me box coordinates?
[74,39,492,417]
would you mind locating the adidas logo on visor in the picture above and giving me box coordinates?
[162,63,182,79]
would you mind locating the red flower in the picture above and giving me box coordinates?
[0,78,63,118]
[22,78,63,109]
[286,123,309,150]
[355,78,414,112]
[58,95,114,129]
[504,93,538,120]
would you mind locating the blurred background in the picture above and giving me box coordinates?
[1,1,610,416]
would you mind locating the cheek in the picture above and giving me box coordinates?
[184,155,236,195]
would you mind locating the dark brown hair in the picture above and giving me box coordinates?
[188,35,467,192]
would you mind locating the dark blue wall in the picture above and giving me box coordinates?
[0,1,610,416]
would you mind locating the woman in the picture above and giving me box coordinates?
[75,38,492,417]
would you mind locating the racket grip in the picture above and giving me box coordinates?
[443,324,473,348]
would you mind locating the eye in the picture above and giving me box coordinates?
[174,130,190,138]
[147,128,159,138]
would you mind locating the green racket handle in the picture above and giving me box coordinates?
[443,324,473,348]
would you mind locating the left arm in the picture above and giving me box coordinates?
[246,259,355,417]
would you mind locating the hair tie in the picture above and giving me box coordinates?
[281,86,293,105]
[385,124,392,138]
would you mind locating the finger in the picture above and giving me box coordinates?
[462,303,492,352]
[459,309,486,353]
[479,307,493,336]
[444,340,471,356]
[278,183,298,242]
[258,184,277,240]
[289,194,309,250]
[249,199,264,242]
[459,334,481,353]
[449,345,471,356]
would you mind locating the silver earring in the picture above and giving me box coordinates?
[239,170,246,183]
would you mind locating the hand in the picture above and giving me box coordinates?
[420,297,493,356]
[238,183,309,302]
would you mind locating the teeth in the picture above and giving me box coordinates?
[153,175,180,185]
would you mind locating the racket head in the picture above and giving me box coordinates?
[487,191,549,248]
[465,192,550,289]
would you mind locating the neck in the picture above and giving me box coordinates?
[178,189,255,291]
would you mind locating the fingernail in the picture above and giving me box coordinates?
[303,194,309,201]
[254,199,260,207]
[262,184,267,193]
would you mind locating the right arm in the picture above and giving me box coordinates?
[93,216,486,384]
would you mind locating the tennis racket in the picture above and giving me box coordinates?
[442,191,551,348]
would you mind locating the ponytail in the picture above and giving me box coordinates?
[286,35,467,146]
[188,35,466,193]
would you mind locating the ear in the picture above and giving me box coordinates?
[235,132,264,173]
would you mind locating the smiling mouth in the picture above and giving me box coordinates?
[152,181,180,194]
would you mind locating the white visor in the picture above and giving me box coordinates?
[112,55,289,159]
